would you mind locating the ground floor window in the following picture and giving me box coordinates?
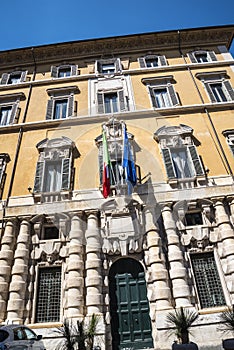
[35,267,61,323]
[190,252,226,308]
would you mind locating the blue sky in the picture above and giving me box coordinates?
[0,0,233,52]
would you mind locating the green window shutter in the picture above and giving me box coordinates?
[208,51,217,61]
[138,57,146,68]
[149,87,157,107]
[61,158,72,190]
[159,55,167,66]
[67,95,74,117]
[188,53,197,63]
[118,90,126,111]
[71,65,77,76]
[115,59,122,72]
[46,99,54,120]
[34,161,45,192]
[188,145,204,176]
[97,93,104,114]
[20,71,27,82]
[9,103,18,124]
[1,73,9,84]
[51,66,58,78]
[161,148,176,179]
[168,84,179,106]
[204,82,216,103]
[223,80,234,100]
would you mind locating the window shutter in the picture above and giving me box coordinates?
[138,58,146,68]
[51,66,58,78]
[67,95,74,117]
[204,82,217,103]
[20,71,27,82]
[149,87,157,107]
[188,145,204,176]
[97,93,104,114]
[168,84,179,106]
[115,59,122,72]
[96,61,102,74]
[208,51,217,61]
[223,80,234,100]
[161,148,176,179]
[46,99,54,120]
[61,157,71,190]
[9,103,18,124]
[118,90,126,111]
[0,73,9,85]
[230,144,234,156]
[70,65,77,76]
[187,53,197,63]
[159,55,167,66]
[33,161,45,192]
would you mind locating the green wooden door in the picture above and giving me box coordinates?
[109,258,153,350]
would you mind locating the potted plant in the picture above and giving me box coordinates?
[219,307,234,350]
[166,307,199,350]
[55,314,100,350]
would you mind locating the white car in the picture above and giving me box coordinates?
[0,325,45,350]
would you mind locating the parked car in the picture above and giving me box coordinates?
[0,325,45,350]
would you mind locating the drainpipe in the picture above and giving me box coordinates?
[177,30,233,178]
[5,47,37,207]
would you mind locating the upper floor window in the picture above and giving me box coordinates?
[33,137,79,201]
[188,50,217,63]
[138,55,167,68]
[0,153,10,198]
[223,130,234,157]
[196,71,234,103]
[96,58,122,75]
[154,124,205,187]
[51,64,77,78]
[97,90,128,114]
[142,76,179,109]
[190,252,226,309]
[0,71,27,85]
[46,86,78,120]
[0,93,24,126]
[185,211,203,226]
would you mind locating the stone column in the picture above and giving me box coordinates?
[145,208,172,310]
[161,204,192,307]
[6,219,31,323]
[85,212,102,315]
[213,197,234,300]
[66,213,85,319]
[0,220,18,322]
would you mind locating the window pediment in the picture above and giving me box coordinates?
[141,75,174,85]
[46,86,79,96]
[195,70,228,81]
[36,136,75,152]
[154,124,193,143]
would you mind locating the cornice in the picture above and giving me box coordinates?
[0,26,233,68]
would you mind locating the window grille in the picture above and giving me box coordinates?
[36,267,61,323]
[190,252,226,308]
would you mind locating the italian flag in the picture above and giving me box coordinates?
[102,130,111,198]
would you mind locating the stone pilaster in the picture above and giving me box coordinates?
[6,219,31,323]
[85,212,102,315]
[145,208,172,310]
[213,198,234,300]
[161,204,192,307]
[66,213,85,319]
[0,220,18,323]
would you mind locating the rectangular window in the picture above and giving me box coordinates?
[153,88,171,108]
[149,84,179,108]
[43,162,62,192]
[0,106,13,126]
[104,93,118,113]
[210,83,228,102]
[36,267,61,323]
[97,90,127,114]
[185,212,203,226]
[58,68,71,78]
[54,99,68,119]
[145,58,158,67]
[96,59,121,75]
[171,148,194,178]
[138,55,167,68]
[0,71,27,85]
[42,226,59,240]
[101,63,116,74]
[195,53,209,63]
[190,252,226,309]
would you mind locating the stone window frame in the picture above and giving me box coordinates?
[95,58,122,76]
[142,75,180,109]
[0,153,10,198]
[0,70,27,85]
[45,86,79,120]
[50,64,78,78]
[138,54,167,68]
[222,129,234,157]
[196,70,234,103]
[154,124,206,188]
[187,50,217,63]
[0,93,25,126]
